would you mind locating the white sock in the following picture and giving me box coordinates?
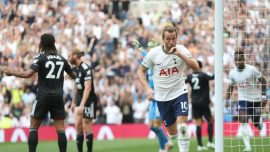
[240,123,251,149]
[260,122,266,137]
[237,124,243,137]
[177,123,190,152]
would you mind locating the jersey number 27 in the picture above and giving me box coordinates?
[45,61,64,79]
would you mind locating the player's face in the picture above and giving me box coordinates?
[68,53,76,65]
[163,31,177,50]
[234,54,245,70]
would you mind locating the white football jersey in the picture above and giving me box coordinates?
[142,45,191,101]
[229,64,262,102]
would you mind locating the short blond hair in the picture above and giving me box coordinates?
[72,49,85,57]
[162,23,178,39]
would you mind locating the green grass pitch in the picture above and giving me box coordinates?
[0,137,269,152]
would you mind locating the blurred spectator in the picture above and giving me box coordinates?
[119,88,133,123]
[21,87,36,107]
[19,108,30,128]
[0,114,13,129]
[0,114,18,129]
[132,95,149,124]
[104,98,122,125]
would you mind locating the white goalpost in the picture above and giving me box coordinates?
[214,0,224,152]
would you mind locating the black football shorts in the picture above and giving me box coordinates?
[82,101,96,119]
[31,95,66,119]
[192,104,212,121]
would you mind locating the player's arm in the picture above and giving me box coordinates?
[206,72,215,80]
[79,66,92,108]
[253,67,267,103]
[79,80,91,108]
[259,76,267,97]
[72,82,78,106]
[64,60,76,79]
[259,76,267,106]
[226,84,234,100]
[137,65,153,100]
[137,50,154,100]
[169,47,199,71]
[2,67,35,78]
[226,71,235,101]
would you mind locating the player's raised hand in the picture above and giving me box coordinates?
[146,88,154,101]
[168,47,181,56]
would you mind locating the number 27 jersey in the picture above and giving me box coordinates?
[30,53,74,96]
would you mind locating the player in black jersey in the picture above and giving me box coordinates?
[186,60,215,151]
[0,33,76,152]
[69,49,97,152]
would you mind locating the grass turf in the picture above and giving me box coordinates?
[0,137,269,152]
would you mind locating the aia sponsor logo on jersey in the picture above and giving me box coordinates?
[159,67,179,76]
[238,82,251,88]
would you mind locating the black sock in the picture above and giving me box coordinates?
[86,133,93,152]
[57,131,67,152]
[208,123,213,143]
[28,129,38,152]
[196,126,202,146]
[76,133,84,152]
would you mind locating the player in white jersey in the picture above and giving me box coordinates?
[134,39,173,152]
[226,51,267,152]
[137,24,199,152]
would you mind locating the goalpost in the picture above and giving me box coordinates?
[216,0,270,152]
[214,0,224,152]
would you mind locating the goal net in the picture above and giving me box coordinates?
[223,0,270,151]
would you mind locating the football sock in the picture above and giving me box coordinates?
[241,123,251,149]
[76,133,84,152]
[150,127,162,149]
[196,126,203,146]
[157,127,168,150]
[208,122,213,143]
[177,123,190,152]
[150,127,168,150]
[28,128,38,152]
[57,130,67,152]
[86,132,93,152]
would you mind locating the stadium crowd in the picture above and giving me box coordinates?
[0,0,269,128]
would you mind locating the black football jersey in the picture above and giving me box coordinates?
[74,62,92,97]
[186,71,214,106]
[30,52,74,96]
